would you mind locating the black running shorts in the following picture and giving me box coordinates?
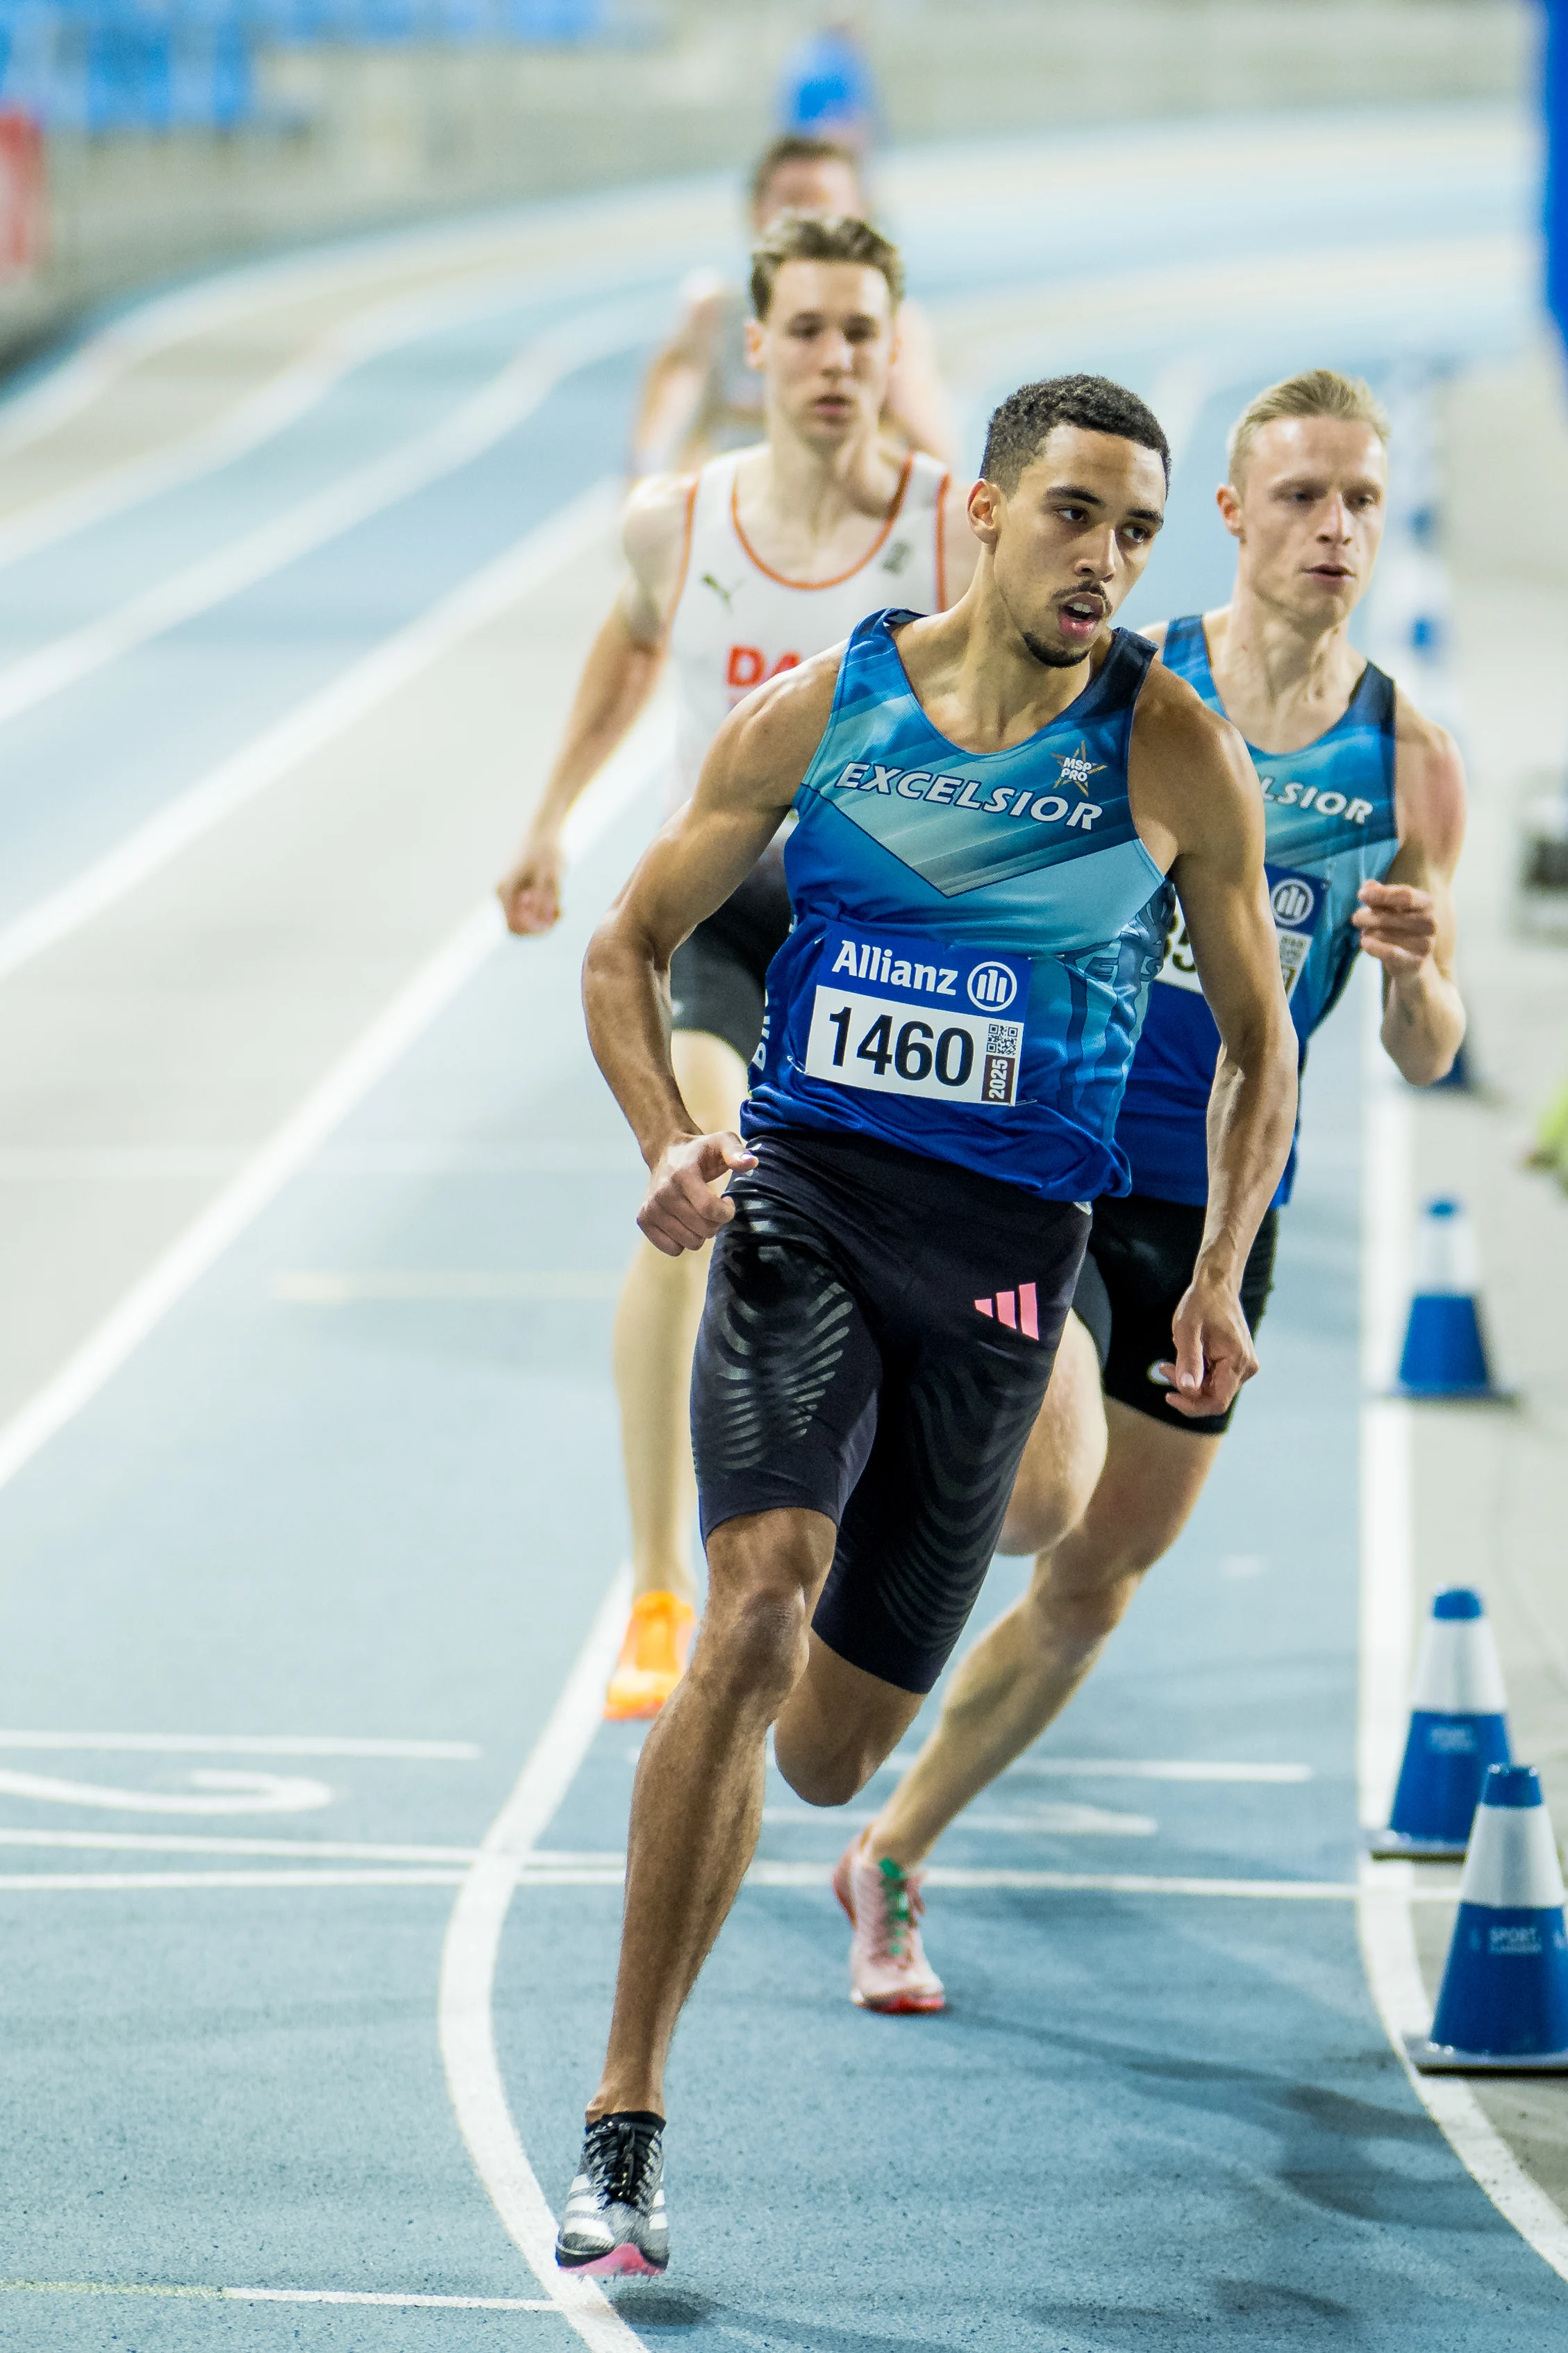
[691,1129,1089,1694]
[668,842,792,1067]
[1069,1192,1278,1437]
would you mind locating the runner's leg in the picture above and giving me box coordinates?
[590,1504,837,2118]
[867,1399,1220,1869]
[611,1027,747,1608]
[996,1308,1107,1556]
[774,1633,926,1804]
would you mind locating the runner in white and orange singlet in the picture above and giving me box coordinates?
[497,211,975,1717]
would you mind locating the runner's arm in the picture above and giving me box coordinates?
[1133,677,1298,1417]
[1358,699,1467,1084]
[583,653,840,1254]
[883,299,959,465]
[631,280,726,476]
[497,475,691,936]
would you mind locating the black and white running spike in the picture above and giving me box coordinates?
[555,2113,669,2277]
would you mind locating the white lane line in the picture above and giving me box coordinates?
[761,1802,1158,1837]
[0,1856,1470,1902]
[0,1731,479,1756]
[0,187,682,457]
[944,231,1529,404]
[234,2288,554,2309]
[1355,967,1568,2284]
[0,265,603,576]
[519,1860,1461,1901]
[0,1142,640,1179]
[0,2278,554,2310]
[0,477,619,988]
[0,701,666,1502]
[878,1752,1312,1781]
[0,1766,332,1814]
[0,909,495,1493]
[274,1271,622,1304]
[0,1829,482,1860]
[0,299,648,738]
[1006,1758,1313,1784]
[0,1870,469,1891]
[0,231,486,458]
[439,1568,648,2353]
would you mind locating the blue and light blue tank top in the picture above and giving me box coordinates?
[742,609,1173,1203]
[1115,611,1400,1208]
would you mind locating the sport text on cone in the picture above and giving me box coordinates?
[1410,1764,1568,2074]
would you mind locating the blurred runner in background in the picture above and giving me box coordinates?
[631,133,953,476]
[499,213,974,1720]
[776,18,880,154]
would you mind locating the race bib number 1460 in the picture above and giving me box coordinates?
[802,926,1028,1108]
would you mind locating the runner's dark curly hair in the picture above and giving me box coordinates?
[982,376,1170,492]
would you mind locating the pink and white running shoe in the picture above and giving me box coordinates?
[833,1832,946,2013]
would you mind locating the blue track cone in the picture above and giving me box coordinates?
[1392,1198,1512,1401]
[1410,1765,1568,2073]
[1371,1588,1511,1860]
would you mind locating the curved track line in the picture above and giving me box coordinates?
[0,704,667,1496]
[1356,971,1568,2286]
[0,479,617,986]
[0,266,637,577]
[0,201,664,459]
[0,300,649,736]
[438,1565,646,2353]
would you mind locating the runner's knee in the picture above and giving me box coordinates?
[1026,1549,1146,1649]
[998,1439,1099,1557]
[697,1519,828,1707]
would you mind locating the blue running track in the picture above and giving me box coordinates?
[0,103,1564,2351]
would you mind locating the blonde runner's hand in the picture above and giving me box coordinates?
[1156,1265,1259,1419]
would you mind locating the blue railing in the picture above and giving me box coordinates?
[0,0,621,133]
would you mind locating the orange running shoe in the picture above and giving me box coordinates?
[603,1590,696,1721]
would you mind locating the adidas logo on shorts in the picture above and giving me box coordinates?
[974,1285,1040,1340]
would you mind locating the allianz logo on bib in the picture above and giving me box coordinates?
[830,936,959,997]
[822,929,1031,1014]
[826,759,1103,831]
[967,961,1018,1011]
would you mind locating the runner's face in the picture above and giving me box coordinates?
[750,260,896,447]
[751,160,863,231]
[976,426,1166,669]
[1222,417,1387,626]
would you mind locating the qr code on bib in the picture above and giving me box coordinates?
[984,1022,1023,1105]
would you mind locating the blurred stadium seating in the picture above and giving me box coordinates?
[0,0,628,137]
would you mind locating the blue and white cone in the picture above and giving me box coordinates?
[1410,1765,1568,2073]
[1393,1199,1511,1401]
[1371,1589,1511,1860]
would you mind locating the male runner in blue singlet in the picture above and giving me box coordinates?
[842,367,1468,2015]
[553,375,1299,2274]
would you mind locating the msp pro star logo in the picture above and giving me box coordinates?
[1055,740,1105,795]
